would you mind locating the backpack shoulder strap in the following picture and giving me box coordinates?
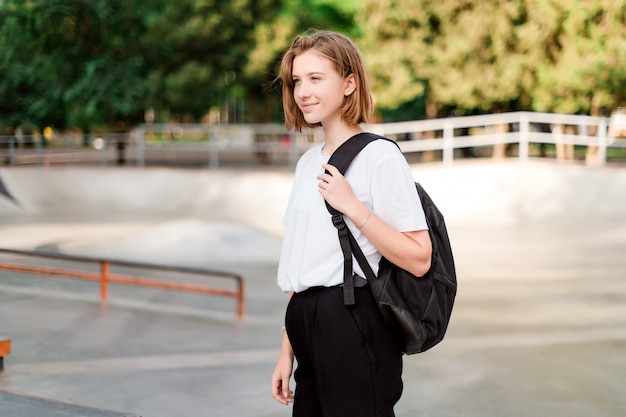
[325,132,395,305]
[326,132,380,176]
[325,132,394,214]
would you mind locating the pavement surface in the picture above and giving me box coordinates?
[0,160,625,417]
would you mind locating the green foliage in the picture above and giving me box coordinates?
[0,1,62,131]
[0,0,285,130]
[358,0,533,114]
[0,0,160,133]
[2,0,624,131]
[144,0,283,121]
[530,0,626,114]
[358,0,626,117]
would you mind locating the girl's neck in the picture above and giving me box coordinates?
[320,121,363,156]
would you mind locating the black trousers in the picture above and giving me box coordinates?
[285,284,403,417]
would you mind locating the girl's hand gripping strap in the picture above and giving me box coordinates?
[325,132,381,305]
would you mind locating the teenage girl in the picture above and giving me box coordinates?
[270,30,432,417]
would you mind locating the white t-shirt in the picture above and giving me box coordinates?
[277,137,428,293]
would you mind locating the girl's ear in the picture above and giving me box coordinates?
[344,74,357,96]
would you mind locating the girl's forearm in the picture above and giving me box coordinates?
[346,203,432,276]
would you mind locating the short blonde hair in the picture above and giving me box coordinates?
[280,30,373,132]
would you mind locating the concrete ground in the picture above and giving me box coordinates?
[0,160,625,417]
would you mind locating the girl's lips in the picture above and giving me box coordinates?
[300,103,317,112]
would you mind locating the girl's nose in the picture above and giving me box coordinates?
[296,81,310,99]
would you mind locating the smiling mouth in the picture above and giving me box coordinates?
[300,103,317,112]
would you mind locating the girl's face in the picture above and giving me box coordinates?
[292,49,355,128]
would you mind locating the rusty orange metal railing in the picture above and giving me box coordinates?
[0,338,10,370]
[0,248,245,318]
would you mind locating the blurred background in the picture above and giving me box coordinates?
[1,0,625,167]
[0,2,625,417]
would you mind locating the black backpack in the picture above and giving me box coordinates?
[326,132,457,354]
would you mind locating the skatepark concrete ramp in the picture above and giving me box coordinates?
[0,160,625,417]
[1,161,625,232]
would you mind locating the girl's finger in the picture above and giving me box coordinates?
[322,164,339,175]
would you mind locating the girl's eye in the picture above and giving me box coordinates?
[293,79,301,85]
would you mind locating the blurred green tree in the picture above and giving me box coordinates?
[0,1,66,133]
[0,0,362,129]
[357,0,626,118]
[0,0,161,134]
[143,0,283,123]
[530,0,626,115]
[0,0,287,131]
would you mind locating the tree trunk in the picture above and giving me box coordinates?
[585,95,602,166]
[492,123,509,159]
[421,100,438,162]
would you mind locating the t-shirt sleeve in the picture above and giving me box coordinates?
[370,148,428,232]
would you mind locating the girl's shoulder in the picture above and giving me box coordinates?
[366,136,402,153]
[354,136,404,165]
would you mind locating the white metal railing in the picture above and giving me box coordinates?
[1,112,625,168]
[365,111,625,166]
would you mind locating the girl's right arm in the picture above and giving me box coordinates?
[271,293,295,405]
[271,326,294,404]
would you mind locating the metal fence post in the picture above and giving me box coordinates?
[519,115,529,162]
[100,261,109,301]
[208,127,220,168]
[237,278,246,319]
[8,137,15,166]
[67,134,74,166]
[288,133,299,169]
[136,128,145,167]
[36,134,44,165]
[443,121,454,164]
[598,119,607,166]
